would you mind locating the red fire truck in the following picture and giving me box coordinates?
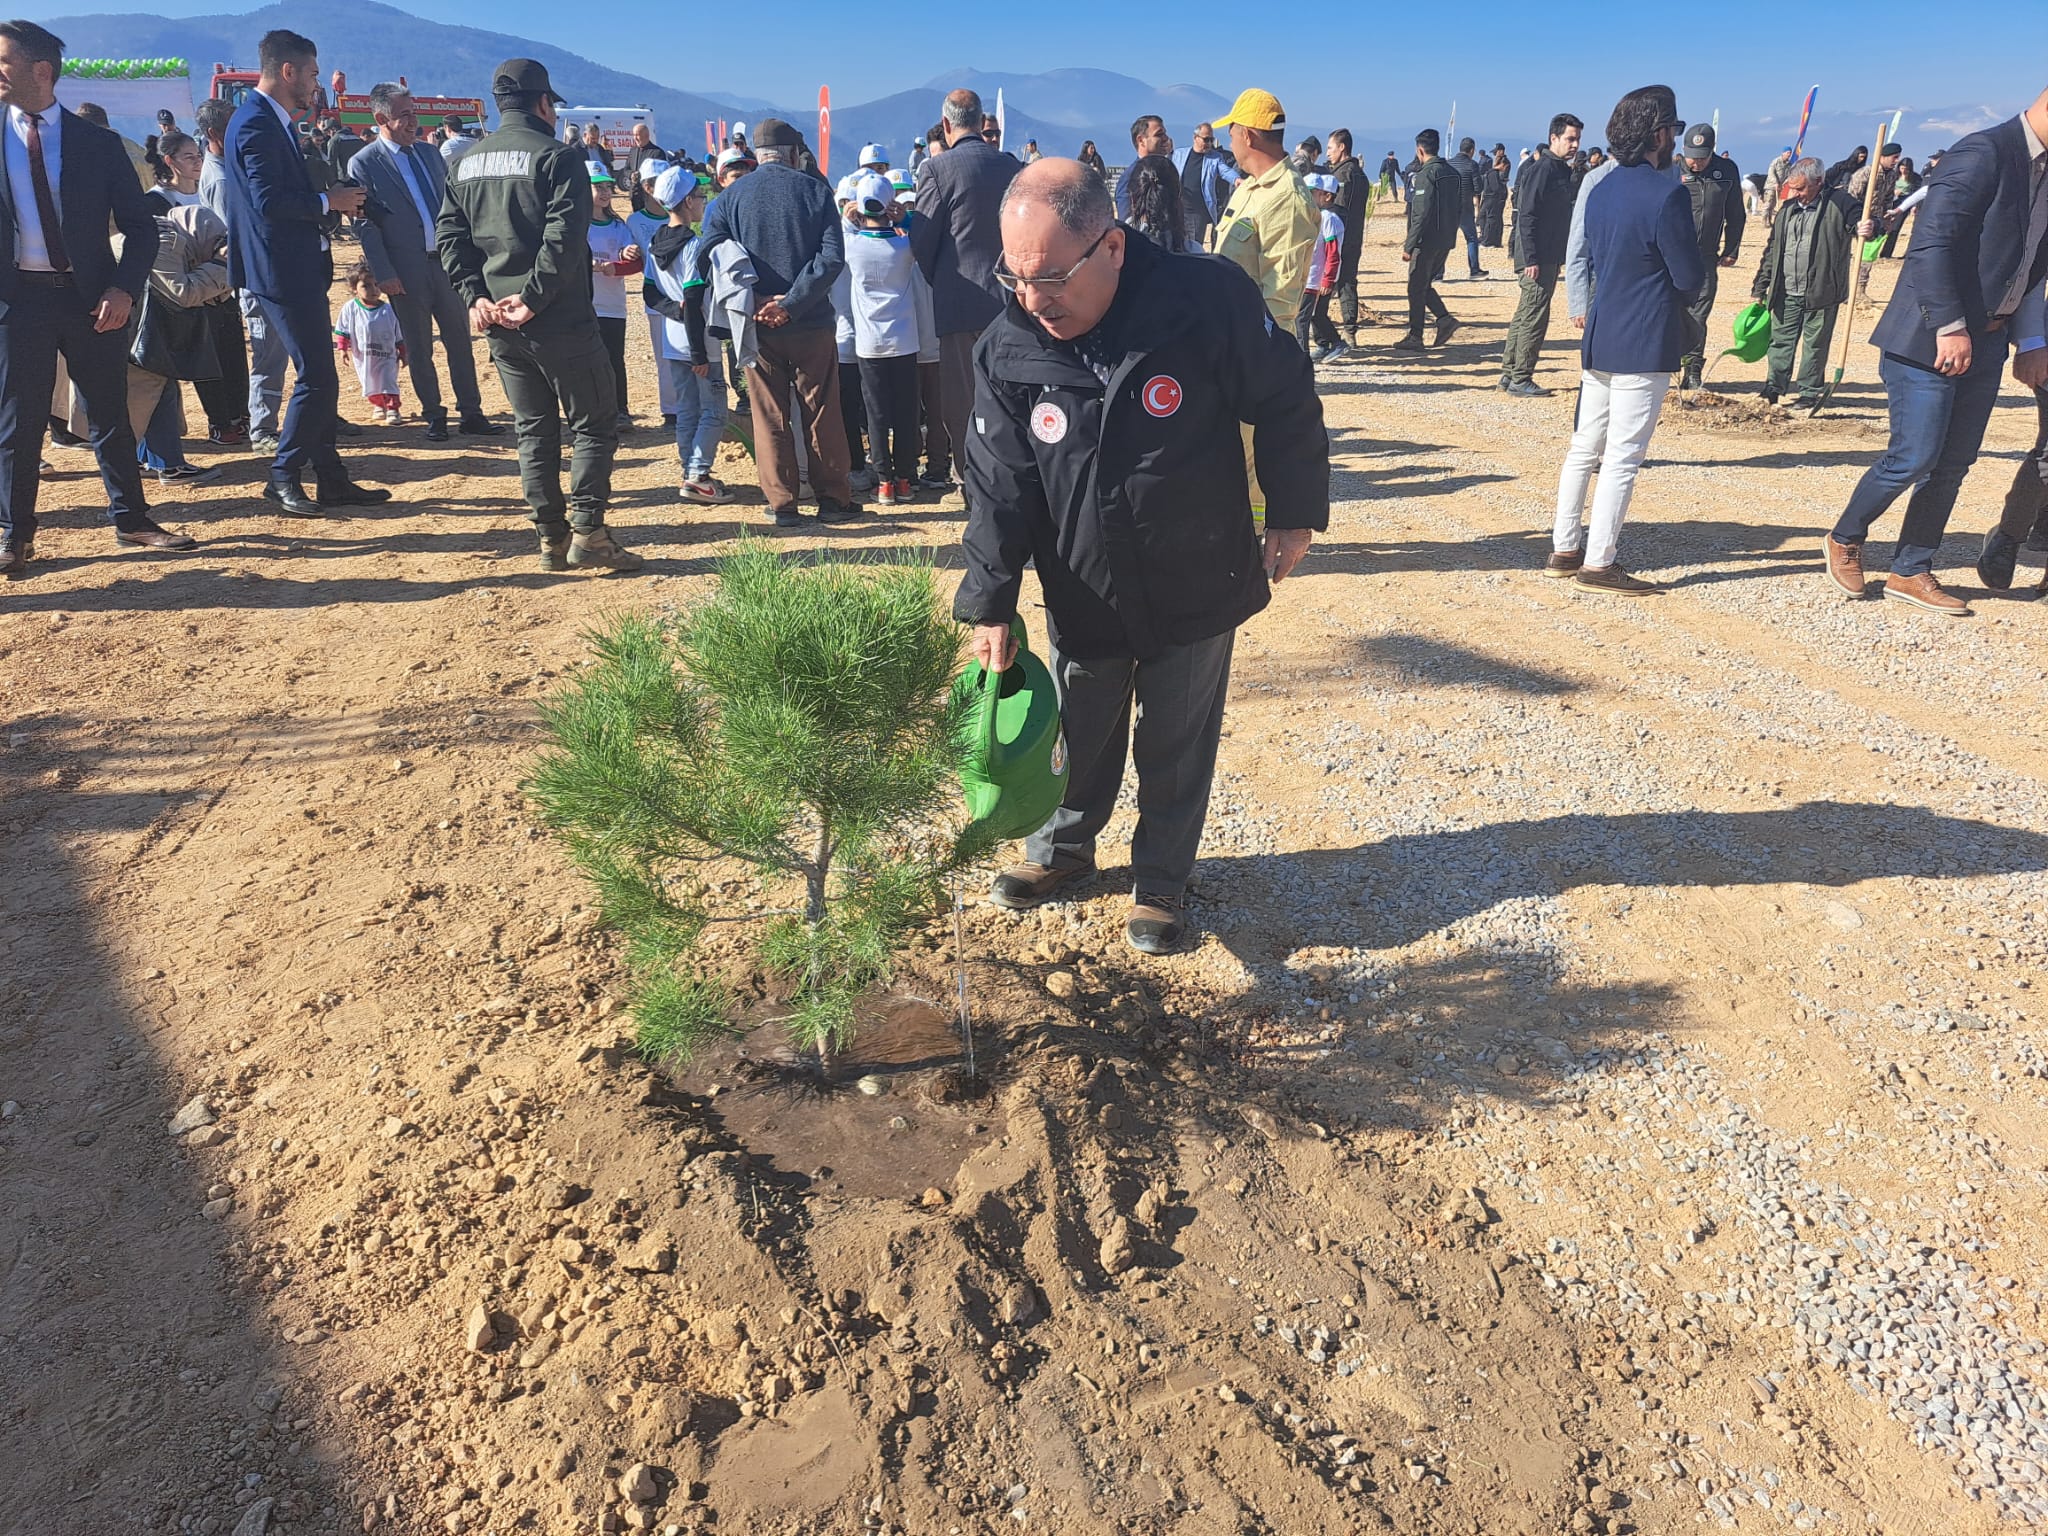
[207,65,484,136]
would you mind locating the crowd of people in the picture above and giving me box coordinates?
[3,16,2047,944]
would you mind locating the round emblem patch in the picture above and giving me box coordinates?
[1142,375,1183,418]
[1031,401,1068,444]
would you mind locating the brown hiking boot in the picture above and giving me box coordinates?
[1883,570,1970,616]
[568,527,645,573]
[989,861,1097,911]
[1125,893,1188,956]
[539,532,571,572]
[1822,535,1867,598]
[1574,563,1663,595]
[1544,550,1584,579]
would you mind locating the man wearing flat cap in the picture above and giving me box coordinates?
[438,58,643,571]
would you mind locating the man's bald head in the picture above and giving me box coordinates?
[941,87,982,144]
[999,159,1123,341]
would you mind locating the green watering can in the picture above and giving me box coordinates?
[1719,301,1771,365]
[954,619,1068,841]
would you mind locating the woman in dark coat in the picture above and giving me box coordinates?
[1077,141,1108,181]
[1478,150,1509,247]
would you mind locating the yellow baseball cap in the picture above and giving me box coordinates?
[1213,88,1286,132]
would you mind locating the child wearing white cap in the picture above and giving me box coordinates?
[586,163,643,428]
[858,143,889,173]
[626,166,678,424]
[642,165,734,504]
[1299,172,1348,363]
[842,171,926,506]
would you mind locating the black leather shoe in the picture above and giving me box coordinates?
[115,521,198,550]
[1978,529,2021,591]
[263,478,322,517]
[316,480,394,508]
[0,536,31,576]
[459,415,505,437]
[423,416,451,442]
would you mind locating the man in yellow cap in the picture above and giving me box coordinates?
[1209,90,1317,336]
[1208,88,1316,521]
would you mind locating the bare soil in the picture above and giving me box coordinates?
[4,215,2046,1536]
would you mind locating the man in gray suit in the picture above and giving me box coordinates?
[351,82,500,440]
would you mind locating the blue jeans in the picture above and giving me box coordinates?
[668,353,726,481]
[1831,338,2009,577]
[240,289,286,439]
[137,379,189,471]
[1460,205,1481,275]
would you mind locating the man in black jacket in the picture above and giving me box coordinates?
[1677,123,1746,390]
[1442,135,1486,279]
[956,160,1327,955]
[1500,112,1581,394]
[1396,129,1463,350]
[911,87,1019,490]
[0,18,190,574]
[1325,128,1371,343]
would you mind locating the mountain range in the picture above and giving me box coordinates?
[39,0,2020,178]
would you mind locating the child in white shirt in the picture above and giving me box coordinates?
[1299,173,1347,363]
[842,173,925,506]
[587,165,643,429]
[333,262,405,425]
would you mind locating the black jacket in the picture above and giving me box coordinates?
[1753,189,1861,311]
[0,107,158,320]
[1510,149,1575,269]
[1328,157,1370,256]
[1681,151,1746,264]
[1406,157,1464,255]
[1445,151,1483,208]
[955,230,1329,661]
[910,134,1020,335]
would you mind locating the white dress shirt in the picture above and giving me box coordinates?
[5,103,64,271]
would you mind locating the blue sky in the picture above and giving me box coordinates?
[44,0,2042,133]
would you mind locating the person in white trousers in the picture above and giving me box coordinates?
[1546,84,1703,594]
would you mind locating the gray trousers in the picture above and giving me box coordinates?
[933,329,976,482]
[1025,629,1236,900]
[240,289,287,439]
[1995,387,2048,546]
[389,263,483,421]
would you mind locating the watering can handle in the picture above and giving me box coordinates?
[976,619,1032,757]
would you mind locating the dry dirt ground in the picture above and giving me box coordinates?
[4,213,2048,1536]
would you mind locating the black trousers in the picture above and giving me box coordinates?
[596,316,629,419]
[486,320,617,536]
[1996,387,2048,547]
[255,291,343,482]
[1407,250,1452,335]
[1333,238,1364,332]
[1680,262,1721,371]
[0,276,151,542]
[1295,289,1339,350]
[194,300,249,430]
[389,263,484,422]
[839,360,868,470]
[857,354,919,479]
[919,359,944,478]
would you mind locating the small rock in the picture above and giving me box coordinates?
[621,1238,676,1274]
[168,1095,217,1136]
[1044,970,1079,1000]
[203,1197,234,1219]
[231,1497,274,1536]
[620,1463,662,1504]
[379,1116,408,1138]
[186,1124,229,1149]
[1134,1185,1168,1230]
[0,1100,16,1119]
[918,1187,946,1210]
[1099,1216,1137,1276]
[856,1075,887,1097]
[998,1284,1039,1326]
[465,1302,497,1353]
[1217,1383,1241,1403]
[548,1448,576,1481]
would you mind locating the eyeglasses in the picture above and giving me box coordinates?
[993,226,1112,293]
[1661,119,1687,135]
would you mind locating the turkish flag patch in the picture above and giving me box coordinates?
[1141,375,1183,418]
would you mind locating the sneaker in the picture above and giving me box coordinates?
[876,479,899,506]
[1310,344,1335,364]
[989,861,1097,911]
[1391,332,1425,352]
[1822,534,1867,598]
[680,477,734,505]
[1679,363,1703,392]
[1883,570,1970,616]
[815,498,866,525]
[771,506,805,529]
[892,479,916,503]
[1433,319,1461,347]
[1978,528,2021,591]
[1322,342,1350,364]
[567,527,646,573]
[250,433,282,457]
[157,463,222,485]
[1544,550,1584,579]
[917,472,954,493]
[848,467,879,494]
[1125,893,1187,956]
[1574,563,1663,595]
[207,423,248,446]
[1503,379,1550,397]
[538,532,571,572]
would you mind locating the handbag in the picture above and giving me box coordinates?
[130,287,223,382]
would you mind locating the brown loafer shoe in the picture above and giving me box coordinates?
[1574,563,1662,595]
[1544,550,1584,579]
[115,525,198,550]
[989,861,1097,911]
[1126,894,1187,956]
[1883,570,1970,617]
[1823,535,1867,598]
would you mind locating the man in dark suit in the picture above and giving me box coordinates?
[1825,86,2048,615]
[910,87,1018,491]
[0,18,195,574]
[351,82,499,442]
[223,27,390,516]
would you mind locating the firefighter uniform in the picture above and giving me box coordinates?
[1678,124,1746,389]
[438,58,638,569]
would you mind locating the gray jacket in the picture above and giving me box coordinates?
[910,135,1020,336]
[352,134,453,290]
